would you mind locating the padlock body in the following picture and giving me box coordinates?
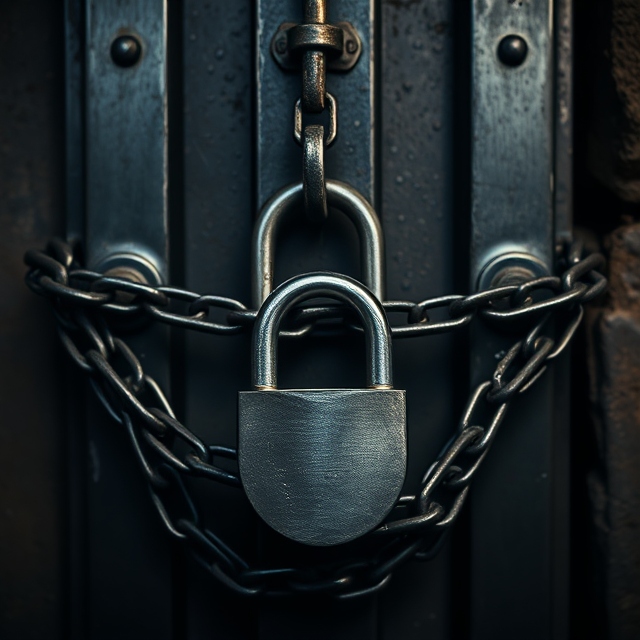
[238,388,406,546]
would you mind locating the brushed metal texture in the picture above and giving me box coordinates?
[85,0,168,276]
[238,389,406,546]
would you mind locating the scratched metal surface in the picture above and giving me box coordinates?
[468,2,568,638]
[83,2,174,638]
[239,389,406,546]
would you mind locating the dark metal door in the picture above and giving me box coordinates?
[6,1,621,638]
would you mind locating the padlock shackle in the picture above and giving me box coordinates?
[252,272,393,390]
[252,180,385,308]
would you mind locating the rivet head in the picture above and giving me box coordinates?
[345,39,358,55]
[111,35,142,68]
[497,35,528,67]
[275,36,288,54]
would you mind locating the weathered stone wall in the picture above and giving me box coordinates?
[589,1,640,202]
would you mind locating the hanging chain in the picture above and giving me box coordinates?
[289,0,343,223]
[24,237,606,597]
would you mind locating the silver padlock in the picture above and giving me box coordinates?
[238,272,406,546]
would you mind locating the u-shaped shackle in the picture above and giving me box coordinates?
[251,180,385,308]
[252,272,393,390]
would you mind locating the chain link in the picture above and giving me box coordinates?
[289,0,341,223]
[23,237,605,597]
[26,246,600,342]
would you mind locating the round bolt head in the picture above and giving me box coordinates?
[275,37,287,54]
[103,265,148,284]
[488,266,535,311]
[490,265,535,288]
[477,251,548,293]
[345,39,358,54]
[111,35,142,67]
[497,35,528,67]
[103,265,147,305]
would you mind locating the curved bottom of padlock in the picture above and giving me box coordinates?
[238,388,407,546]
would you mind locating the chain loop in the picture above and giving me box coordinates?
[487,337,554,403]
[294,92,337,147]
[457,380,510,454]
[23,238,606,598]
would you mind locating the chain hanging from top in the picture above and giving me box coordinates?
[278,0,358,222]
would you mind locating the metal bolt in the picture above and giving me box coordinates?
[103,265,148,305]
[111,35,142,68]
[95,252,162,300]
[345,39,358,55]
[490,265,536,288]
[497,35,528,67]
[489,265,535,310]
[476,251,547,294]
[275,37,287,54]
[103,265,148,284]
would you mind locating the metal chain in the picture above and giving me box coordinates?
[24,237,606,598]
[24,239,606,340]
[289,0,341,223]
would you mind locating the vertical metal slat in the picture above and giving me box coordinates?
[83,2,173,638]
[469,1,568,638]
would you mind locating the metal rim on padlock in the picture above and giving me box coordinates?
[239,272,406,547]
[251,180,385,308]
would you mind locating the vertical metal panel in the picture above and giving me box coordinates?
[83,2,173,638]
[254,0,377,314]
[552,6,573,639]
[555,0,573,241]
[86,0,168,276]
[255,1,379,637]
[469,1,568,638]
[182,1,260,637]
[65,0,85,244]
[470,0,553,279]
[257,0,375,207]
[378,1,459,638]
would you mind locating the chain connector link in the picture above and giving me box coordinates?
[271,21,361,75]
[294,92,337,147]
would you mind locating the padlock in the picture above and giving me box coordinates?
[238,272,406,546]
[251,179,385,307]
